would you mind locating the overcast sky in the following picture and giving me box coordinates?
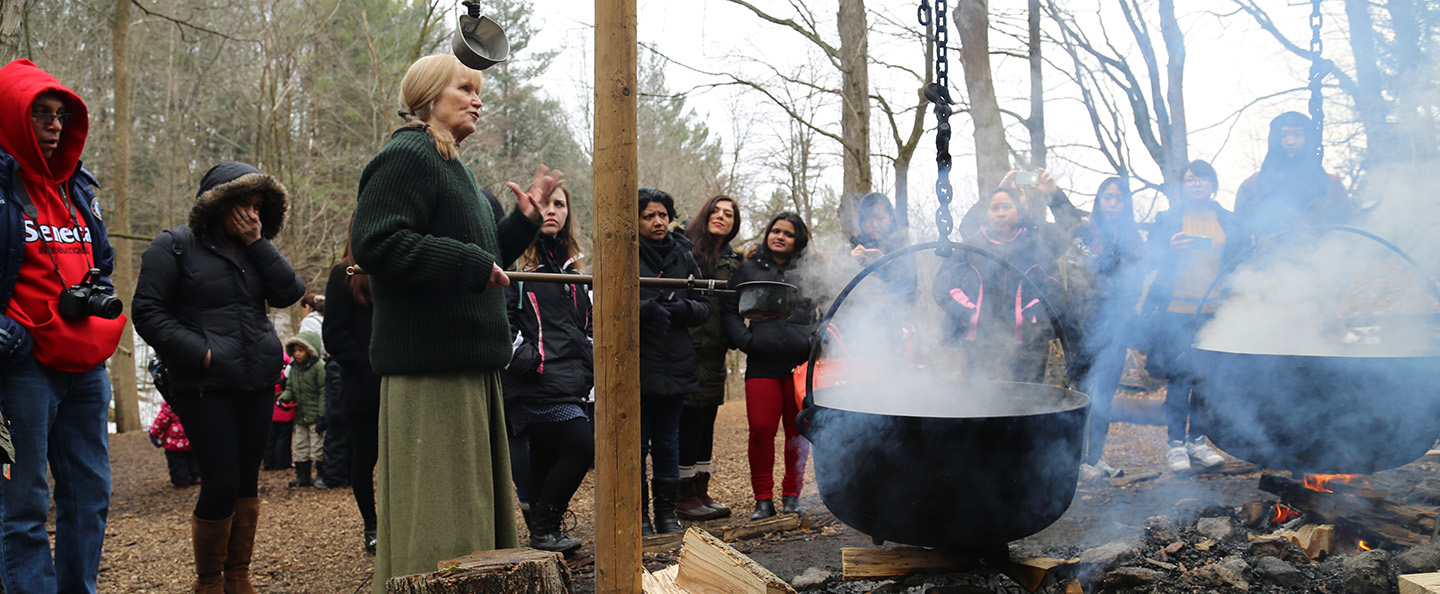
[512,0,1344,235]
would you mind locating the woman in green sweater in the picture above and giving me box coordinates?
[350,54,562,589]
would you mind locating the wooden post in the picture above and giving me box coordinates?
[593,0,640,591]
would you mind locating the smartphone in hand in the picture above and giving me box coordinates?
[1015,171,1040,186]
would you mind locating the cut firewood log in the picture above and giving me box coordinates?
[842,548,971,580]
[1400,572,1440,594]
[1272,524,1336,559]
[673,528,797,594]
[642,565,684,594]
[386,548,572,594]
[1259,474,1439,548]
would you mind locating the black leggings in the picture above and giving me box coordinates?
[348,408,379,530]
[678,403,719,467]
[165,387,272,521]
[525,417,594,508]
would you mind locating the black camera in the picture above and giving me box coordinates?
[58,268,123,320]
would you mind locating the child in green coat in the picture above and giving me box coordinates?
[280,330,326,487]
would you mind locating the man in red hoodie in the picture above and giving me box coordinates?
[0,59,124,594]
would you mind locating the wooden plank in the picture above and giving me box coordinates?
[718,514,802,541]
[643,514,805,554]
[389,548,572,593]
[674,528,797,594]
[1260,475,1438,548]
[1400,572,1440,594]
[642,565,685,594]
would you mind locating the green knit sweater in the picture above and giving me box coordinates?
[351,128,539,375]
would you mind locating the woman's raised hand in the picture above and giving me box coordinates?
[507,166,565,223]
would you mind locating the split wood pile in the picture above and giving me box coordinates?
[385,548,572,594]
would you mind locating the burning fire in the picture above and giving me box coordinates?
[1302,474,1368,493]
[1358,540,1373,551]
[1272,503,1302,524]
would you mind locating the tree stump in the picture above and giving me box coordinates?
[386,548,573,594]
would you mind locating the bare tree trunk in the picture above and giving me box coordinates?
[837,0,872,236]
[109,0,140,433]
[1158,0,1187,183]
[1344,0,1400,165]
[1027,0,1045,169]
[954,0,1011,197]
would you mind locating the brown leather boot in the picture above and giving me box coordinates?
[224,498,261,594]
[676,476,720,520]
[694,472,731,518]
[192,514,232,594]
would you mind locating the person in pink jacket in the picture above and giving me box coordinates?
[149,402,200,488]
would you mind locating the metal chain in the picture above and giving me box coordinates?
[1307,0,1326,161]
[921,0,955,249]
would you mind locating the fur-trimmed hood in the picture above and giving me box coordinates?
[285,330,322,362]
[189,161,287,241]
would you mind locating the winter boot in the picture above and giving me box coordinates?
[693,472,731,518]
[223,498,260,594]
[749,499,776,521]
[676,476,721,520]
[287,461,312,488]
[191,514,232,594]
[640,480,654,536]
[651,477,684,534]
[529,501,582,553]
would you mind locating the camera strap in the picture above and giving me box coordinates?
[8,177,37,219]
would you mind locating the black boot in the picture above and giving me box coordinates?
[640,480,654,536]
[362,528,377,555]
[287,461,312,488]
[651,477,684,534]
[694,472,731,518]
[529,502,582,553]
[750,499,776,521]
[781,495,803,515]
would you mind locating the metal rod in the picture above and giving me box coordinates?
[348,266,737,295]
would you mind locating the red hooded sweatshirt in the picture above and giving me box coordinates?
[0,59,124,372]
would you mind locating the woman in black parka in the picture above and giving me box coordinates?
[636,187,710,535]
[133,161,305,590]
[722,212,817,521]
[322,234,381,556]
[500,182,593,553]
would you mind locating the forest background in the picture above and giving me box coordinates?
[0,0,1435,431]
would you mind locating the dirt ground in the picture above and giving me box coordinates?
[96,389,1292,592]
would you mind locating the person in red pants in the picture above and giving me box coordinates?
[722,212,817,519]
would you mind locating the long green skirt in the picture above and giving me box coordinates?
[372,369,518,592]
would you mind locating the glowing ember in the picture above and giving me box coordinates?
[1358,540,1373,551]
[1302,474,1368,493]
[1272,503,1302,524]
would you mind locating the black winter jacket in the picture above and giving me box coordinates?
[133,171,305,393]
[501,241,593,406]
[638,232,710,396]
[322,264,380,417]
[723,252,818,380]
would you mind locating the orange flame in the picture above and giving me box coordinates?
[1303,474,1367,493]
[1358,540,1373,551]
[1272,503,1301,524]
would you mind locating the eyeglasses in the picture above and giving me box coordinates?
[30,112,74,126]
[1182,177,1212,186]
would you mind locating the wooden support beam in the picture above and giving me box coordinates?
[1260,474,1438,548]
[1400,572,1440,594]
[674,528,797,594]
[386,548,572,593]
[592,0,639,590]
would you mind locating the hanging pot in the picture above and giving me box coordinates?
[452,2,509,71]
[1188,226,1440,474]
[795,241,1088,550]
[734,280,797,321]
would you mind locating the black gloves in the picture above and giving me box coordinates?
[658,292,692,321]
[639,298,671,334]
[0,317,32,367]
